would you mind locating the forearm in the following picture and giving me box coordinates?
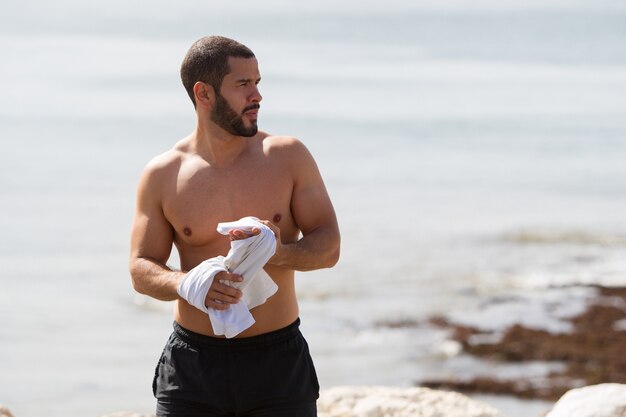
[129,256,184,301]
[270,226,340,271]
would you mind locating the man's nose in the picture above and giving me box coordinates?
[250,86,262,103]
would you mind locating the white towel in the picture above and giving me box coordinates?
[177,217,278,338]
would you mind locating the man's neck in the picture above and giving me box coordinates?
[191,121,249,167]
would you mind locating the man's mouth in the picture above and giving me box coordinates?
[243,104,260,117]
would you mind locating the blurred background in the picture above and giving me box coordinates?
[1,1,625,416]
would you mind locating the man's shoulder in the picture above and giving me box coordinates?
[261,133,309,156]
[260,134,319,177]
[140,143,187,185]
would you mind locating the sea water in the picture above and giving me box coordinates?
[1,1,626,416]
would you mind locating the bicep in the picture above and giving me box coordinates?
[129,169,174,265]
[289,143,338,237]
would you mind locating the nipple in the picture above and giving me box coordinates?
[273,213,282,223]
[183,227,192,236]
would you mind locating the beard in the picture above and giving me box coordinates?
[210,92,259,137]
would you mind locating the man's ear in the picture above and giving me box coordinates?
[193,82,215,108]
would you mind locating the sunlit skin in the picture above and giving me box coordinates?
[129,57,340,337]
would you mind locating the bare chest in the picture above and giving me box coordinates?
[163,160,295,254]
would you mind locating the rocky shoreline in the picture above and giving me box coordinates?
[3,285,625,417]
[5,384,626,417]
[420,285,626,401]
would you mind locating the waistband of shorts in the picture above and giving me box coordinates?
[172,318,301,349]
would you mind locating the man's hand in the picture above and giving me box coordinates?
[204,271,244,310]
[224,219,284,265]
[228,227,260,241]
[259,220,283,264]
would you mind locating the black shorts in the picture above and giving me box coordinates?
[153,318,320,417]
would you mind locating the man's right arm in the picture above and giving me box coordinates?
[129,160,183,301]
[128,157,243,309]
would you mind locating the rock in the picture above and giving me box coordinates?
[0,405,14,417]
[318,386,505,417]
[545,383,626,417]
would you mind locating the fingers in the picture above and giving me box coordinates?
[226,222,281,241]
[204,272,244,310]
[228,228,261,241]
[259,220,280,237]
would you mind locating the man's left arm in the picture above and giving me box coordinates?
[266,138,340,271]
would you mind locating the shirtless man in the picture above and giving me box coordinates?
[129,36,340,417]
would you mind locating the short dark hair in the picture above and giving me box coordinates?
[180,36,255,107]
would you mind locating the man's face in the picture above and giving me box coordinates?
[210,91,258,137]
[210,57,262,138]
